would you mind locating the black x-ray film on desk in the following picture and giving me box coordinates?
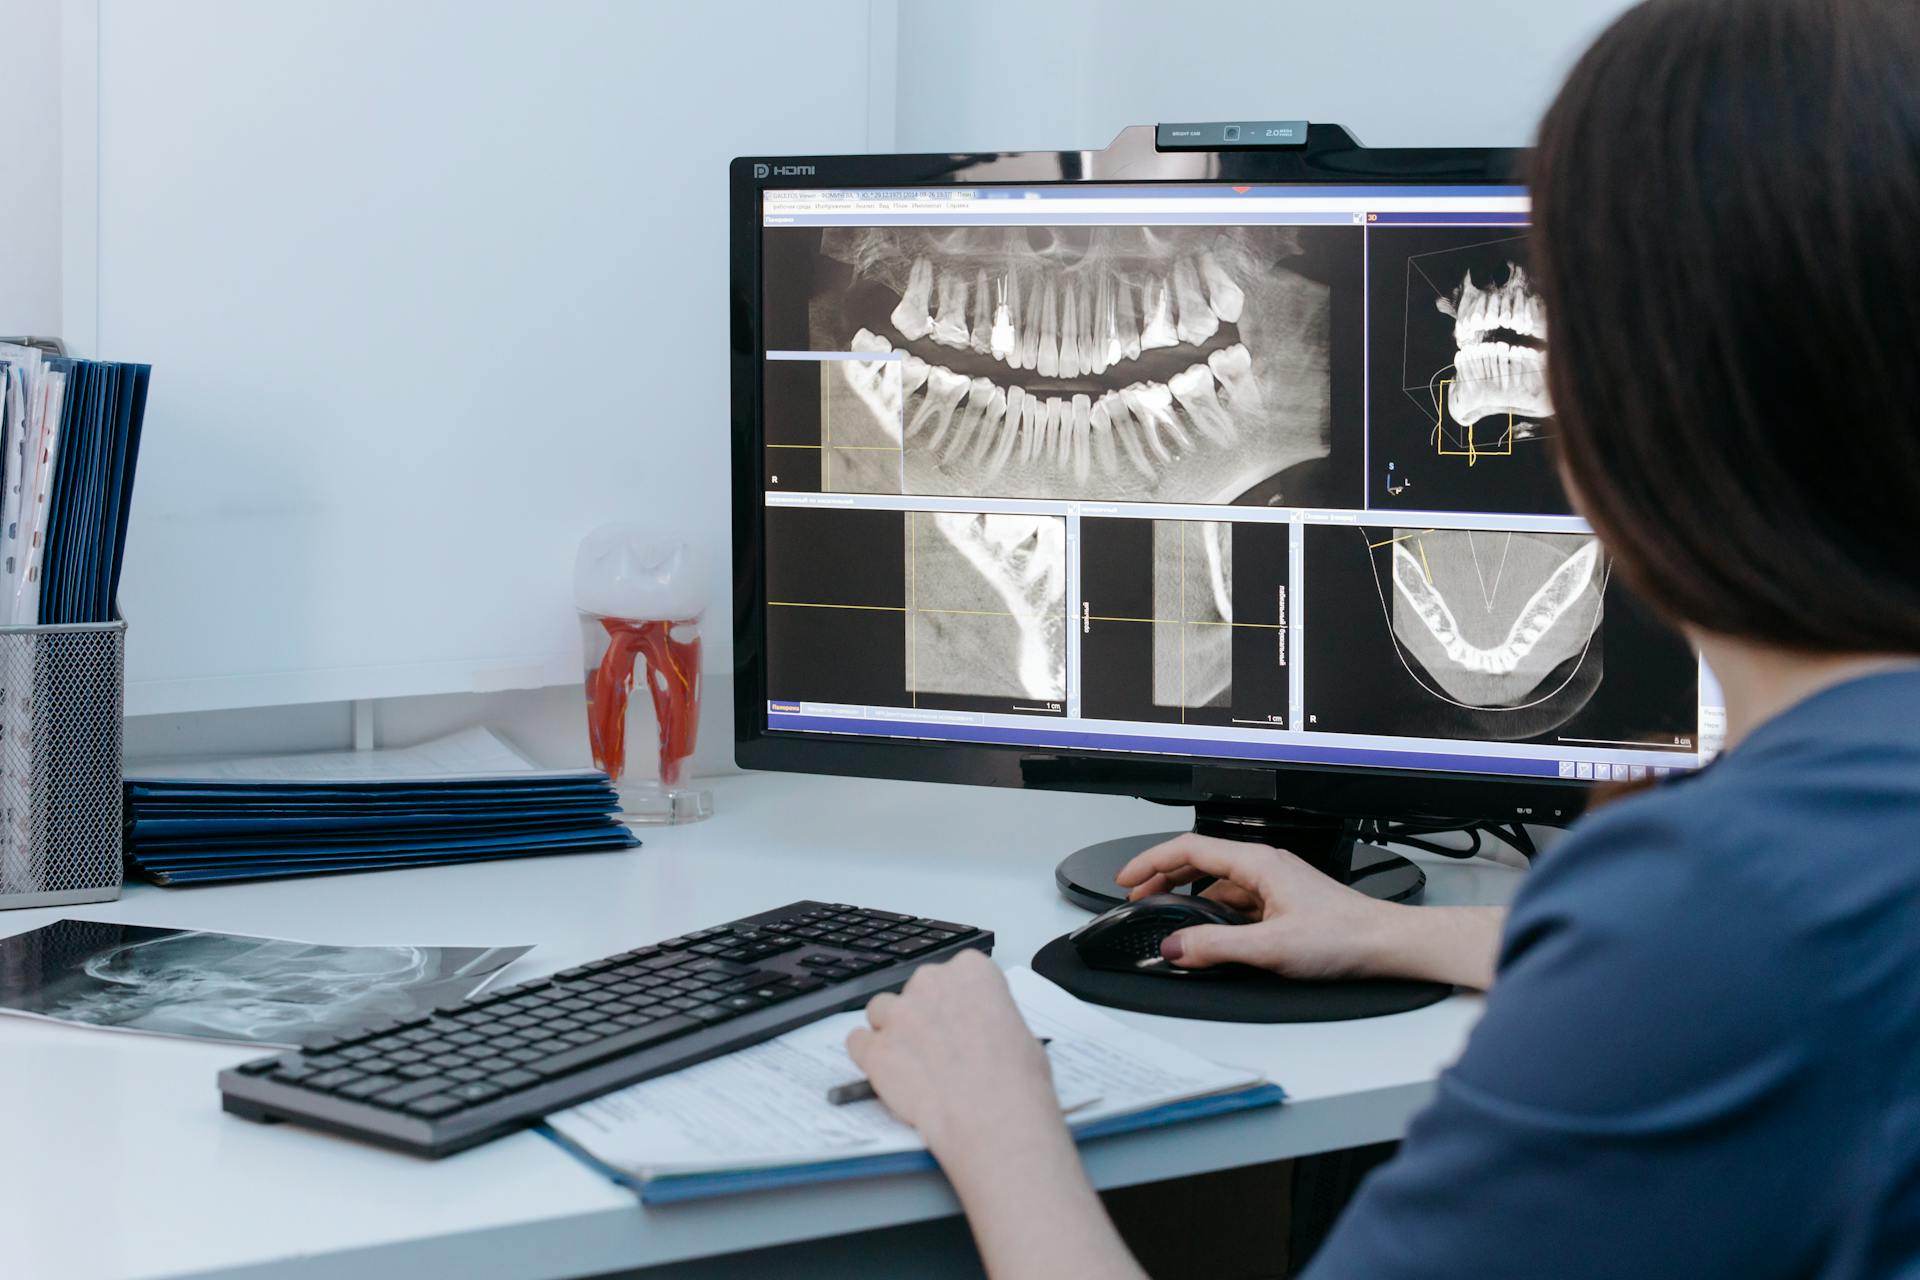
[735,124,1724,844]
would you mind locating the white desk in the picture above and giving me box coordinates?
[0,772,1522,1280]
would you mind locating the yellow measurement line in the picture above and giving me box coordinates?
[1087,615,1281,628]
[1368,529,1438,549]
[1419,538,1434,585]
[918,607,1020,618]
[768,601,905,612]
[909,514,916,708]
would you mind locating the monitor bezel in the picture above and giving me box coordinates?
[730,124,1602,826]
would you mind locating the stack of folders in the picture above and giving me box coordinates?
[124,729,640,886]
[0,343,151,624]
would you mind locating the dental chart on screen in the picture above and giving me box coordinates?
[753,185,1723,784]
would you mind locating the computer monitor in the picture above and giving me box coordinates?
[730,123,1722,907]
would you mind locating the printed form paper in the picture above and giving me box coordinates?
[547,967,1263,1177]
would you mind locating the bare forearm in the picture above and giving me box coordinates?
[937,1113,1146,1280]
[1365,905,1506,990]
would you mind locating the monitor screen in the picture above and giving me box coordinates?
[748,179,1723,788]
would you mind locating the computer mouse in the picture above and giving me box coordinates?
[1070,893,1253,979]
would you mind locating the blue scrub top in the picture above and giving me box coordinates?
[1306,667,1920,1279]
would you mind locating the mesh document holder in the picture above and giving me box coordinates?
[0,620,125,909]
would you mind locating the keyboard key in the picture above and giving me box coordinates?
[859,908,913,923]
[495,1069,541,1091]
[270,1061,319,1084]
[721,995,767,1013]
[374,1078,454,1108]
[523,1016,697,1079]
[446,1066,488,1083]
[306,1068,365,1092]
[402,1094,466,1119]
[396,1063,441,1081]
[450,1082,504,1106]
[337,1074,403,1100]
[686,1005,735,1025]
[884,937,944,957]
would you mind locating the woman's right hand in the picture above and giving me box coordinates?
[1115,833,1408,981]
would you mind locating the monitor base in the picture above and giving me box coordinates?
[1053,807,1426,914]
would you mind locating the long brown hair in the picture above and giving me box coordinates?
[1531,0,1920,652]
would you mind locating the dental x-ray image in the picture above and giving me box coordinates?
[1080,517,1291,728]
[1301,525,1698,748]
[762,224,1365,508]
[0,919,529,1047]
[762,356,904,495]
[907,511,1067,705]
[816,351,905,494]
[1366,228,1571,516]
[762,505,1069,716]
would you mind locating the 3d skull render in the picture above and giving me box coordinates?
[1433,262,1553,443]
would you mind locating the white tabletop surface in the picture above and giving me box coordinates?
[0,771,1523,1280]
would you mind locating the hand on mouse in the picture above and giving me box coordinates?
[1115,833,1408,981]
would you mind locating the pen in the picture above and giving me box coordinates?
[828,1037,1051,1106]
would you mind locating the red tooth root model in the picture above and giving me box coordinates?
[585,617,701,787]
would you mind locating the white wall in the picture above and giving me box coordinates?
[87,0,886,717]
[893,0,1636,153]
[48,0,1641,766]
[0,0,62,337]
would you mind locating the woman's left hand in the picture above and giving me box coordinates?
[846,950,1059,1164]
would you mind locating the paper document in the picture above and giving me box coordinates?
[547,967,1263,1178]
[125,727,590,784]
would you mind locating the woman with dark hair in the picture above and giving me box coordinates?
[845,0,1920,1274]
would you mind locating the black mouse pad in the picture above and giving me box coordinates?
[1030,934,1455,1024]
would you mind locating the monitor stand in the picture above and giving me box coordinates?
[1053,803,1426,914]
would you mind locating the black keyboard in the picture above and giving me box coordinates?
[219,901,991,1157]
